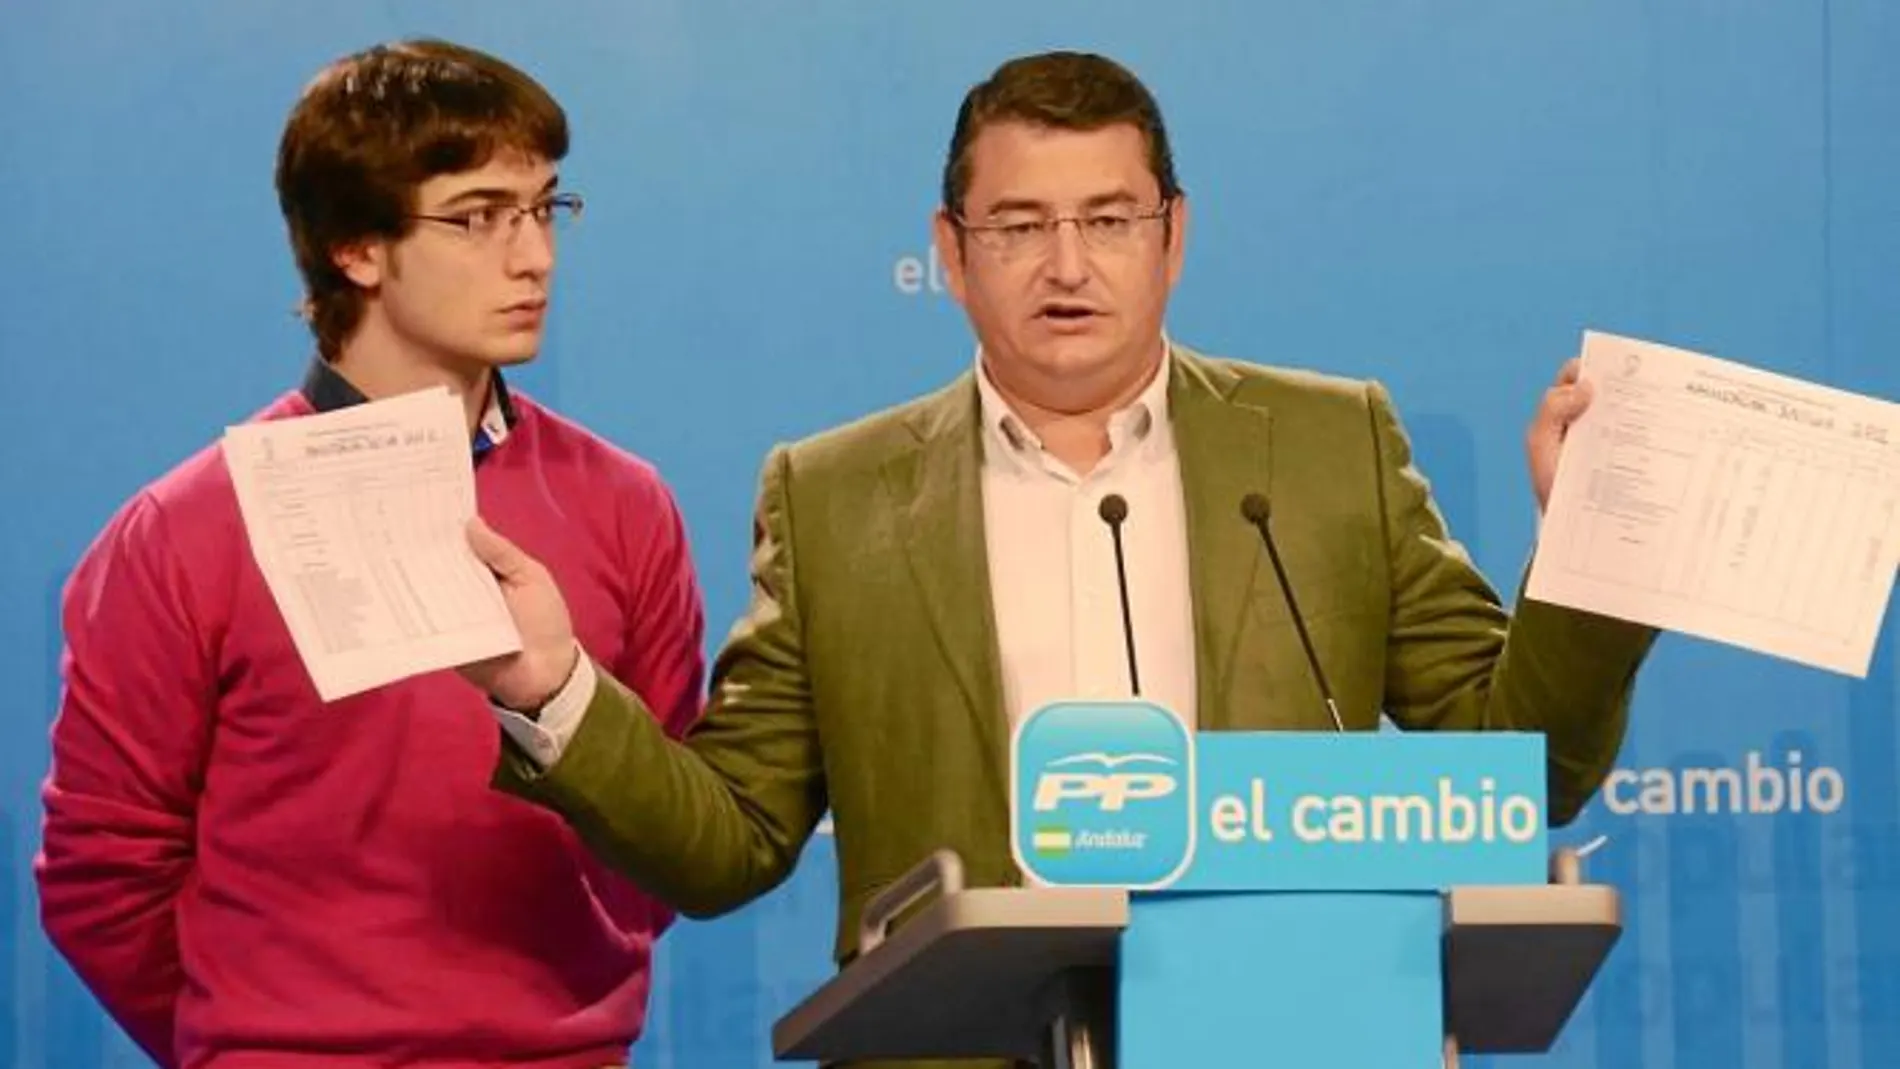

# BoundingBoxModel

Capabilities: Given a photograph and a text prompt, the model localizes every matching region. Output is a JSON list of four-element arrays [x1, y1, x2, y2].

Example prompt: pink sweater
[[38, 386, 705, 1068]]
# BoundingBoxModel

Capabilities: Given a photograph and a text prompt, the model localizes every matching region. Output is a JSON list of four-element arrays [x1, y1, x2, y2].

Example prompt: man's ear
[[931, 208, 970, 306], [332, 239, 387, 290]]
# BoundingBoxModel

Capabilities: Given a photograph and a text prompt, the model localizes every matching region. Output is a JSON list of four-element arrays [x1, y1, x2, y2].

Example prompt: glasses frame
[[952, 197, 1173, 257], [410, 191, 586, 243]]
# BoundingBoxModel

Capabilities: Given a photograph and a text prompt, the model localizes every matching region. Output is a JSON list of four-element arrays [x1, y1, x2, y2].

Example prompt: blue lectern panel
[[1121, 893, 1443, 1069]]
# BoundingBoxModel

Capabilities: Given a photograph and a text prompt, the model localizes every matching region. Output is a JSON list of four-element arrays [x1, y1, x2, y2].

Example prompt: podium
[[772, 725, 1621, 1067], [772, 845, 1618, 1067]]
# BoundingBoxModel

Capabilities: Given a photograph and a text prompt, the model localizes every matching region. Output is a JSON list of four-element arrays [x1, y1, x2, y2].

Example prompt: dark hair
[[942, 50, 1181, 215], [275, 39, 568, 358]]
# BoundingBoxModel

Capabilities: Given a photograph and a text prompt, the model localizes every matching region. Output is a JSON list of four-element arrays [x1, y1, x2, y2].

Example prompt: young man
[[36, 40, 704, 1069], [463, 51, 1657, 1069]]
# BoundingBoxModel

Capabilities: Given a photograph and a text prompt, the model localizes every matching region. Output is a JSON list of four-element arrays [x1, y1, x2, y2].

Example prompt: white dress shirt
[[498, 346, 1201, 765], [975, 352, 1198, 728]]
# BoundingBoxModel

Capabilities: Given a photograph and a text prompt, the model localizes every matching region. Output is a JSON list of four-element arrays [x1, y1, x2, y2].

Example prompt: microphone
[[1096, 493, 1142, 697], [1239, 492, 1346, 732]]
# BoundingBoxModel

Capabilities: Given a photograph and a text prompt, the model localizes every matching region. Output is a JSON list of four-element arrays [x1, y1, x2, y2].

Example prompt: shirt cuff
[[491, 647, 598, 770]]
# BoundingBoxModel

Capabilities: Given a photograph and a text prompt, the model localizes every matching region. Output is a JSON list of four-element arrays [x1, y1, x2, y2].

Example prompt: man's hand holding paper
[[221, 386, 522, 700], [1529, 330, 1900, 677]]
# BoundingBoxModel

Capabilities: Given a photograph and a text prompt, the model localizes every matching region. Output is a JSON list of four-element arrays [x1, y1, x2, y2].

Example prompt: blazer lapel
[[1169, 351, 1276, 732], [884, 375, 1011, 802], [875, 353, 1275, 790]]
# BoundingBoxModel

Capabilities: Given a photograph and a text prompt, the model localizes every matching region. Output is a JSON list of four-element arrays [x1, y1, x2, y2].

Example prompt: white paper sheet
[[220, 386, 521, 700], [1527, 331, 1900, 677]]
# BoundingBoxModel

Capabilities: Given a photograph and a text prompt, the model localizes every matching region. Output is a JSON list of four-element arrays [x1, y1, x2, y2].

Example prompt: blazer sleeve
[[1368, 381, 1656, 824], [493, 445, 829, 917]]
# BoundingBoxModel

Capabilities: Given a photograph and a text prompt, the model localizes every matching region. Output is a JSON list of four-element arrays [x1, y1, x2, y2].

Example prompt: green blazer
[[496, 347, 1653, 1068]]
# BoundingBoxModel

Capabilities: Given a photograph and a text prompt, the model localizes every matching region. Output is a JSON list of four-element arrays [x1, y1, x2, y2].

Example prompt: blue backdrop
[[2, 3, 1897, 1067]]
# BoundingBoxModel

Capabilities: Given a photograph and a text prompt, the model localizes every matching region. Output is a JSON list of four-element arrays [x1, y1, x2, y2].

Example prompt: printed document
[[1528, 331, 1900, 677], [221, 387, 520, 700]]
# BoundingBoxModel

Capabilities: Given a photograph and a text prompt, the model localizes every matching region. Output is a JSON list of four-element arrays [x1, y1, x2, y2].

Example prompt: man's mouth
[[1038, 302, 1099, 321]]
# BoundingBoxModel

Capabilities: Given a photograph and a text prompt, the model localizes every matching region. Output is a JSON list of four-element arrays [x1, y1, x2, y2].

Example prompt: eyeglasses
[[954, 199, 1171, 258], [411, 192, 585, 244]]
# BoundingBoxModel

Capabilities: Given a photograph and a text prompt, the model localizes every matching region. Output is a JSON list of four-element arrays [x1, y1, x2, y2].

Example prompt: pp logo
[[1010, 699, 1196, 889]]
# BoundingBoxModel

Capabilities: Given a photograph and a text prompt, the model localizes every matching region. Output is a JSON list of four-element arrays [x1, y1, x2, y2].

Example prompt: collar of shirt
[[973, 337, 1175, 480], [299, 356, 517, 460]]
